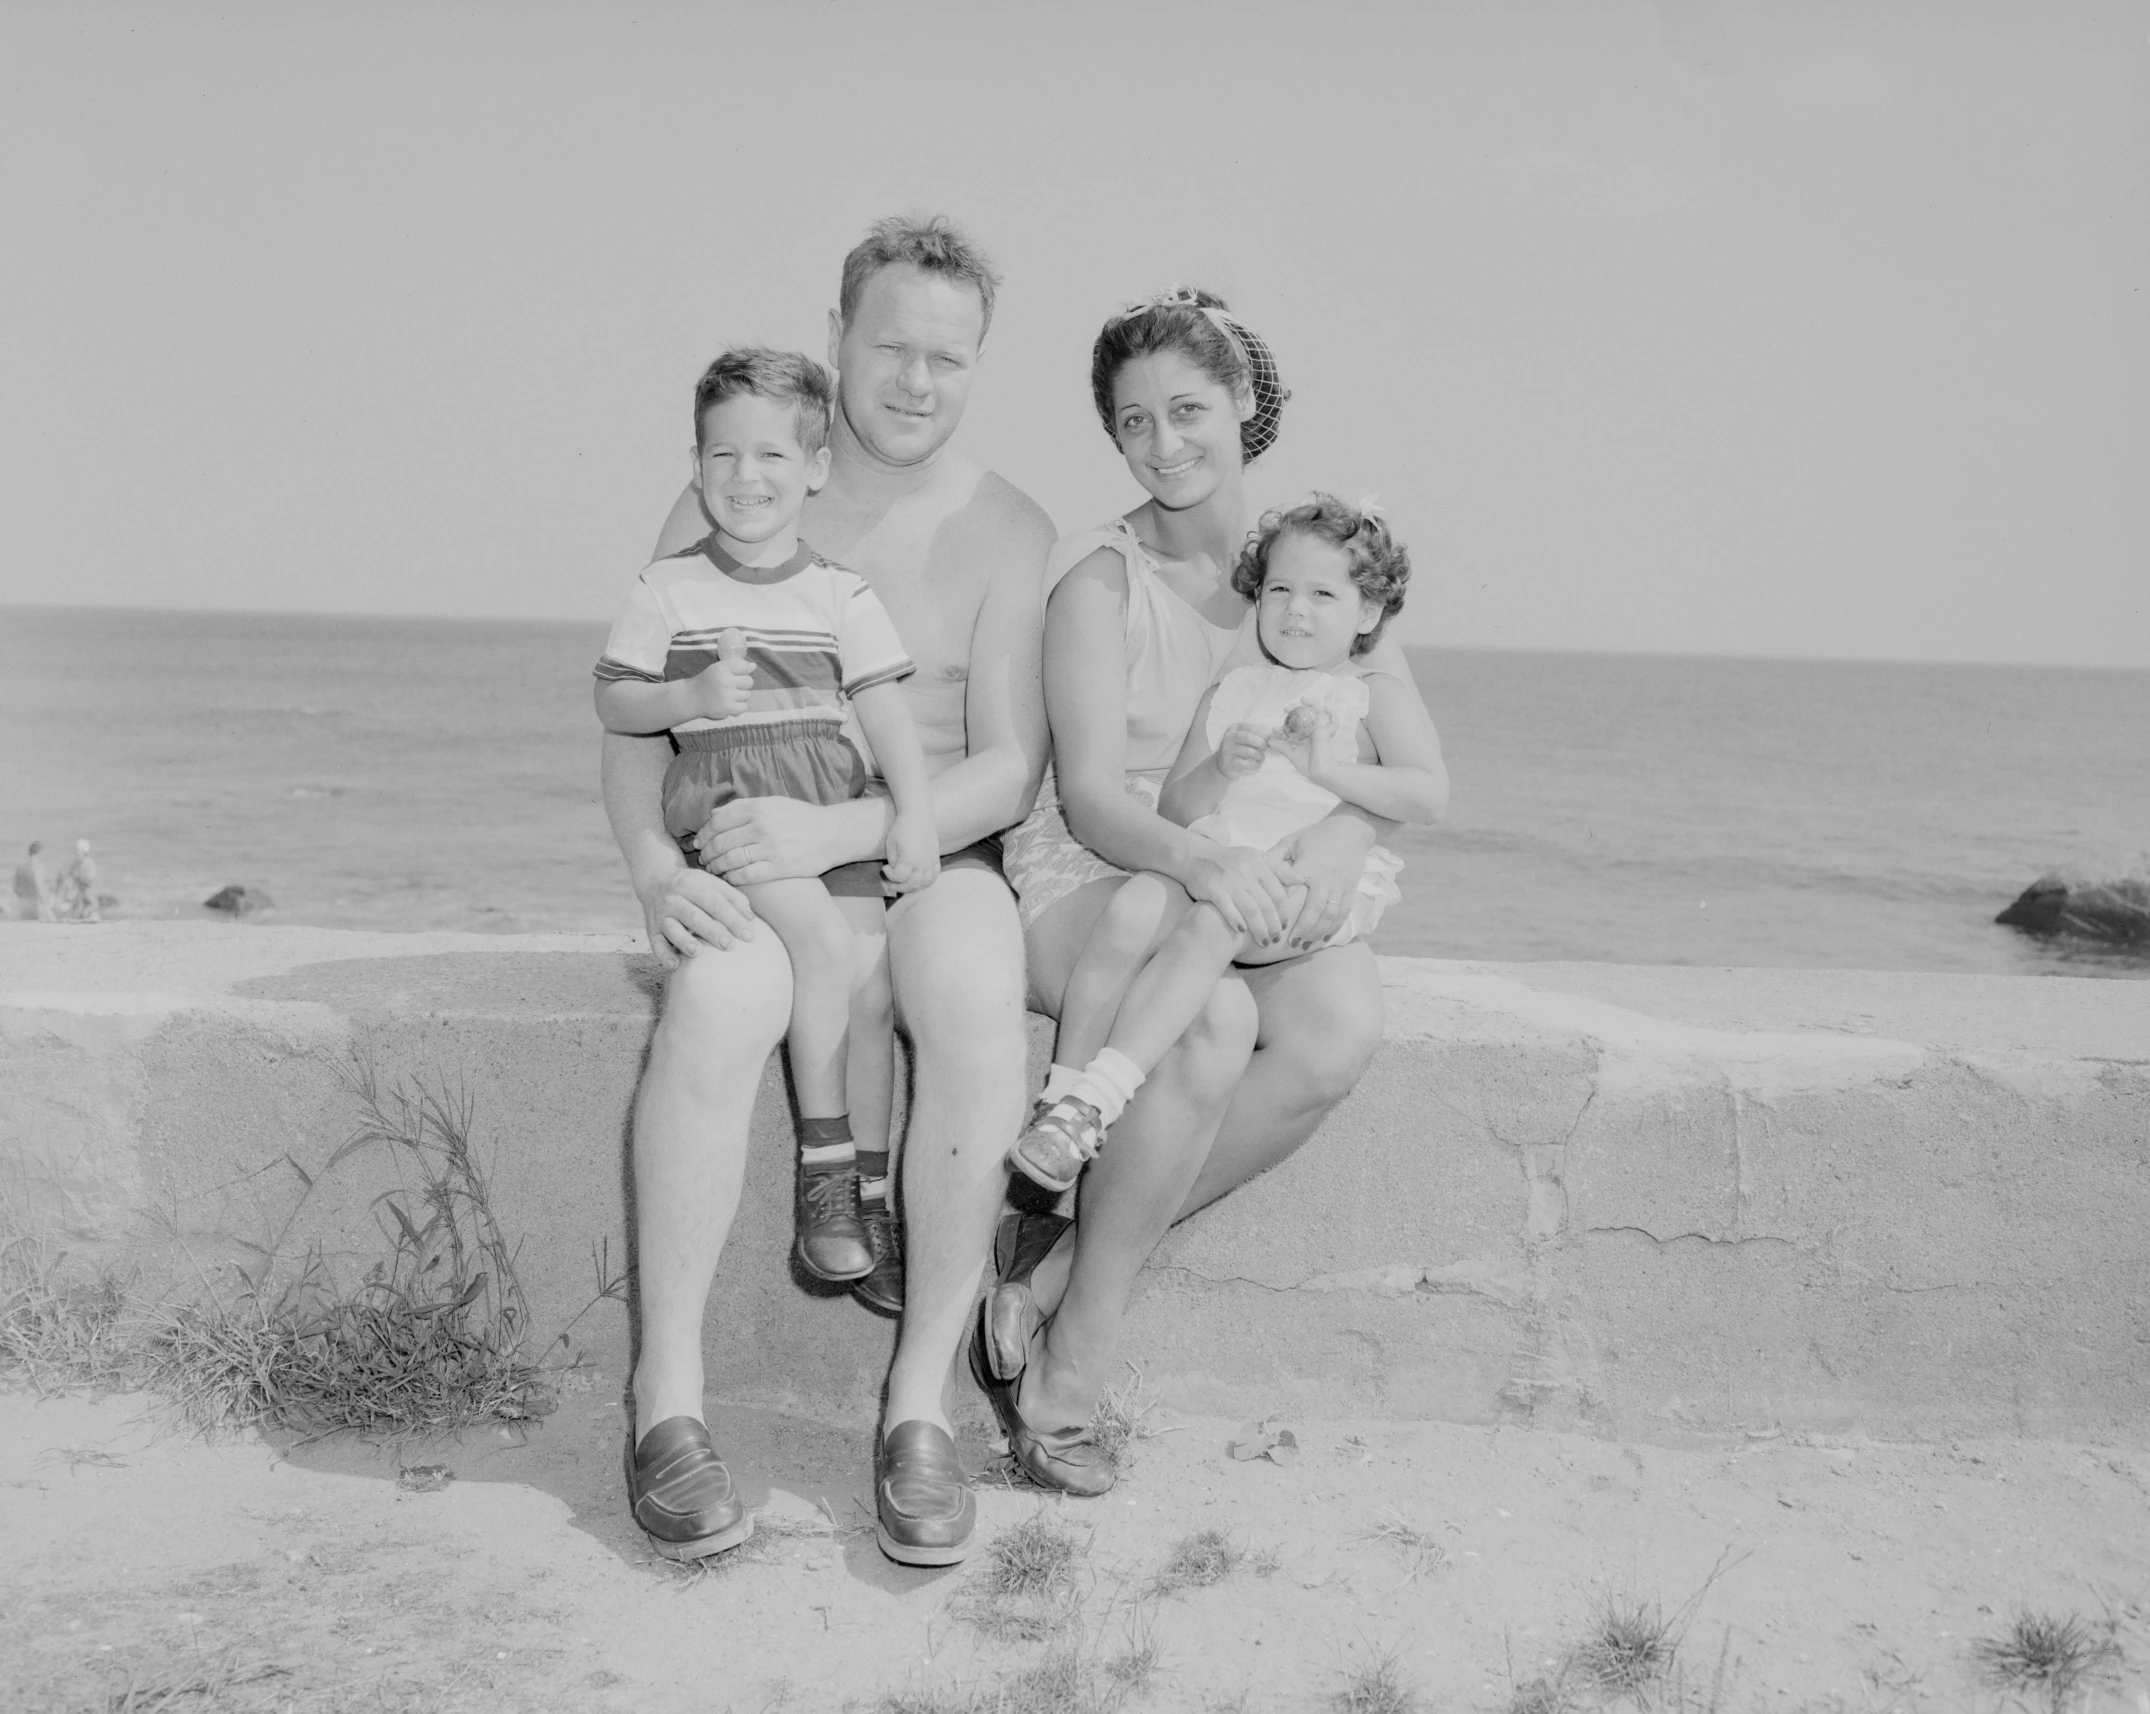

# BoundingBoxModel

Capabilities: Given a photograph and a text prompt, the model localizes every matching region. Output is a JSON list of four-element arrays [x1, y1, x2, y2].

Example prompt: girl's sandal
[[968, 1306, 1116, 1498], [983, 1209, 1072, 1383]]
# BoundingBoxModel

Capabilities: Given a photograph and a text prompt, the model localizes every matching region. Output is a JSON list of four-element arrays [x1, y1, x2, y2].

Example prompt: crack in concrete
[[1582, 1224, 1798, 1251]]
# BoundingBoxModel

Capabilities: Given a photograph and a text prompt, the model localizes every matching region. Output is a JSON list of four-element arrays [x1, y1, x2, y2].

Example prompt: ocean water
[[4, 607, 2145, 977]]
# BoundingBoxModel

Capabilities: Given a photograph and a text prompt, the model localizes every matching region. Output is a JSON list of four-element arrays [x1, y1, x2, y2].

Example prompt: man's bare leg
[[881, 866, 1030, 1431], [629, 930, 793, 1432]]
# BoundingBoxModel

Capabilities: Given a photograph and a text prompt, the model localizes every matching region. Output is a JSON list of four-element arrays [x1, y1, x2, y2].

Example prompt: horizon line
[[3, 599, 2144, 677]]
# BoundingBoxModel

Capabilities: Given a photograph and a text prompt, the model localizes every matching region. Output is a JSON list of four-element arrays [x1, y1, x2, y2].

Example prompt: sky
[[3, 0, 2145, 665]]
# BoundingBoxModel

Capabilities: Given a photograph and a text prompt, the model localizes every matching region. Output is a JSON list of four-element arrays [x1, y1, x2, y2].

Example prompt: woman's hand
[[639, 861, 758, 968], [1272, 815, 1375, 951], [1217, 722, 1270, 780], [1185, 841, 1295, 947]]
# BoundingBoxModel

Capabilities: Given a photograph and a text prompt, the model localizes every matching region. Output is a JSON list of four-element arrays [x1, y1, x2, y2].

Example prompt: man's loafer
[[852, 1193, 904, 1316], [625, 1415, 753, 1561], [874, 1420, 975, 1566]]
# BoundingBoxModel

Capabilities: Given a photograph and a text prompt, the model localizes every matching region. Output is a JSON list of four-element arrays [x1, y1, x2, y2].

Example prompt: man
[[603, 215, 1052, 1566]]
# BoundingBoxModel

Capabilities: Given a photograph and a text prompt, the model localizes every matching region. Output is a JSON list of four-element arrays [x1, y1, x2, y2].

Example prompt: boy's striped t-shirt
[[593, 535, 912, 735]]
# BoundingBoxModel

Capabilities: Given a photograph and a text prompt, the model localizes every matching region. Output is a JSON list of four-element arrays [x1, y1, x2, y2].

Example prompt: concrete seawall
[[3, 923, 2145, 1444]]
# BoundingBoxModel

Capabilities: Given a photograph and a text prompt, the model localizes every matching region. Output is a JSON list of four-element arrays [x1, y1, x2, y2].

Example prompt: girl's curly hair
[[1231, 494, 1411, 657]]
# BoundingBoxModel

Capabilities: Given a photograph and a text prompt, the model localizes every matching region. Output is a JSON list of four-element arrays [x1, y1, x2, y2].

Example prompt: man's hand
[[881, 809, 940, 894], [686, 630, 755, 721], [1273, 814, 1375, 951], [1217, 722, 1270, 780], [639, 862, 758, 968], [695, 795, 854, 888]]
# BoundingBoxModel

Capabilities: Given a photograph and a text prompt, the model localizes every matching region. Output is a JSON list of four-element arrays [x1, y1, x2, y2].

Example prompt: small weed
[[956, 1509, 1089, 1644], [982, 1507, 1085, 1598], [1150, 1527, 1244, 1597], [1103, 1604, 1160, 1692], [1090, 1363, 1162, 1468], [1330, 1644, 1420, 1714], [0, 1194, 141, 1393], [1358, 1508, 1447, 1584], [1971, 1608, 2121, 1712], [873, 1631, 1148, 1714], [106, 1649, 291, 1712], [1568, 1588, 1677, 1699]]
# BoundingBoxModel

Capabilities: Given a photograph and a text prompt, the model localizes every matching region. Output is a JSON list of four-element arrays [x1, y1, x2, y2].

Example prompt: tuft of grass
[[106, 1649, 291, 1712], [1971, 1609, 2121, 1712], [1357, 1508, 1448, 1584], [2, 1062, 578, 1442], [1089, 1363, 1162, 1468], [1330, 1644, 1421, 1714], [982, 1507, 1086, 1598], [1567, 1588, 1677, 1699], [1149, 1527, 1244, 1597], [956, 1509, 1090, 1644], [872, 1630, 1152, 1714], [0, 1195, 142, 1394], [1504, 1676, 1569, 1714]]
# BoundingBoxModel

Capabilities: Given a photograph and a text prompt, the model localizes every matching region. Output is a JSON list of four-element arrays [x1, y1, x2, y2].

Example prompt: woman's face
[[1108, 350, 1252, 511]]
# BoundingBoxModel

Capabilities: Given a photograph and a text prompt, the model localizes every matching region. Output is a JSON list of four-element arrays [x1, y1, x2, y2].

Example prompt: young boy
[[595, 348, 936, 1297]]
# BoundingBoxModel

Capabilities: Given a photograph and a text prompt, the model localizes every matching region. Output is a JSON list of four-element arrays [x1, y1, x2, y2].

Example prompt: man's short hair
[[838, 214, 1002, 340], [693, 348, 834, 455]]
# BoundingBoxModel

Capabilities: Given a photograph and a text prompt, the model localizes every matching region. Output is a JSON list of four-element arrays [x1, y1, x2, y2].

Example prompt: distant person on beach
[[595, 348, 940, 1329], [13, 842, 56, 922], [977, 290, 1444, 1496], [601, 216, 1052, 1566], [53, 839, 102, 923], [1007, 494, 1446, 1195]]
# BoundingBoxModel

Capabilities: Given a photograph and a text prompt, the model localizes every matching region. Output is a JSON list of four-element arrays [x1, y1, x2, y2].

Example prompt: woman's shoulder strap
[[1043, 518, 1148, 601]]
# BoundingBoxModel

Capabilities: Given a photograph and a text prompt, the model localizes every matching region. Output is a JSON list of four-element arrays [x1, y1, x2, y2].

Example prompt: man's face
[[828, 264, 986, 467]]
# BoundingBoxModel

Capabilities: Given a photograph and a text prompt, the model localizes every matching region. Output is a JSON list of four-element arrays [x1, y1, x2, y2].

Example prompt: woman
[[981, 289, 1446, 1491]]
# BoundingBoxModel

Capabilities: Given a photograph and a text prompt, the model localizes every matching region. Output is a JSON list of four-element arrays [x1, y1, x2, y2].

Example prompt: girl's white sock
[[1067, 1048, 1145, 1129], [1041, 1063, 1082, 1105]]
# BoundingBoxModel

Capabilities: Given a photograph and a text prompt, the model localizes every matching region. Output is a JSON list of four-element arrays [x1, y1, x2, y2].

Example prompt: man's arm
[[925, 482, 1052, 849], [652, 481, 708, 560]]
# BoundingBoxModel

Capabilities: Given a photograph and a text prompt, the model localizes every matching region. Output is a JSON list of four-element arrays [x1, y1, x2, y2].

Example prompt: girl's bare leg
[[1052, 873, 1178, 1071]]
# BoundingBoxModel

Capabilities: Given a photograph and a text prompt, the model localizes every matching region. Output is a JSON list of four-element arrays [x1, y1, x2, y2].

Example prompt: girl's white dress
[[1189, 662, 1404, 948]]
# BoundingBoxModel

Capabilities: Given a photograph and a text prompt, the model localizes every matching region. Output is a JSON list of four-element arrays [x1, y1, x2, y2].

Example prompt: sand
[[6, 1373, 2149, 1713]]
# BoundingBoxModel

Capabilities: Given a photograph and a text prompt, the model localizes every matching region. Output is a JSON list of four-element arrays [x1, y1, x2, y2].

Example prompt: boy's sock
[[799, 1115, 855, 1169], [1065, 1048, 1145, 1130], [855, 1148, 891, 1205], [1041, 1063, 1082, 1106]]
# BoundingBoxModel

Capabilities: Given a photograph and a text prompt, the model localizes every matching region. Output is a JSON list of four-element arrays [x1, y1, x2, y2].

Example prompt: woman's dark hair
[[1089, 287, 1289, 464], [1231, 493, 1411, 657]]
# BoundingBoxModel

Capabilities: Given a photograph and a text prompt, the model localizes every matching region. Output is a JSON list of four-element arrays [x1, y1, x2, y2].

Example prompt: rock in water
[[1996, 872, 2150, 945], [203, 884, 273, 917]]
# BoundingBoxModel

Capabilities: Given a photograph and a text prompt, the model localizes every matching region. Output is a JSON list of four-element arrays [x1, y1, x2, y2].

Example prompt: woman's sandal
[[982, 1209, 1072, 1382], [968, 1304, 1116, 1498]]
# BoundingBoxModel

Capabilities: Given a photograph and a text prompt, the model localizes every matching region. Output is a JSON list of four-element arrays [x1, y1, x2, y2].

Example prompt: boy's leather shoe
[[874, 1421, 975, 1566], [795, 1159, 873, 1282], [852, 1193, 904, 1315], [625, 1415, 752, 1560]]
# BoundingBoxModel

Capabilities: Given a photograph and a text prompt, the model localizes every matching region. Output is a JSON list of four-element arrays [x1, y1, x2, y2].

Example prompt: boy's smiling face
[[693, 392, 830, 552]]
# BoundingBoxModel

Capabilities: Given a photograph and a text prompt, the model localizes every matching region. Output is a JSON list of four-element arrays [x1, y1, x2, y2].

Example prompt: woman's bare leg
[[1016, 881, 1259, 1433], [1019, 938, 1384, 1326], [1178, 939, 1385, 1219]]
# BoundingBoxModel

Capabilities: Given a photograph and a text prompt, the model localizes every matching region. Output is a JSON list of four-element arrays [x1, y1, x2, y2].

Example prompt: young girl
[[1009, 494, 1446, 1192]]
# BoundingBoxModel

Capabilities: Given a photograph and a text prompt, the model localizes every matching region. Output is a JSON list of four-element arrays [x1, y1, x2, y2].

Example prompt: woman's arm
[[1048, 554, 1291, 941], [1302, 672, 1449, 825]]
